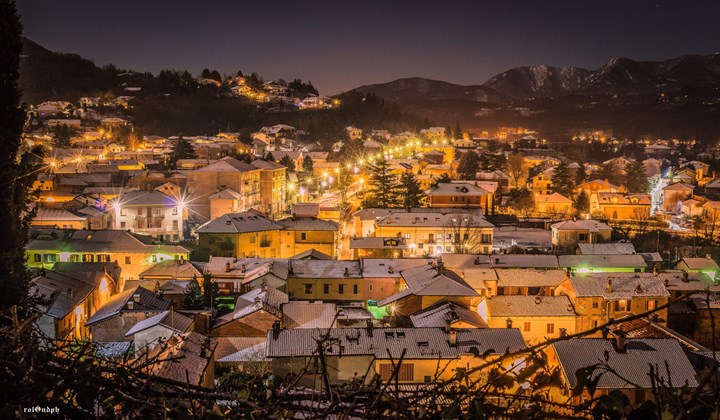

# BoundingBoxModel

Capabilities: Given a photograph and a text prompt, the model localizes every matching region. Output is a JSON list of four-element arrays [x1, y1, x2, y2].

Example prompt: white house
[[112, 190, 186, 241]]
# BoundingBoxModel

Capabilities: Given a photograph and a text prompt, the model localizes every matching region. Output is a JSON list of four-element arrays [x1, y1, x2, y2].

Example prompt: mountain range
[[17, 37, 720, 138], [350, 54, 720, 102]]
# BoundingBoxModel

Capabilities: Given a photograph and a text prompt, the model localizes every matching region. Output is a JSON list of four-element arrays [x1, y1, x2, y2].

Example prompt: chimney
[[241, 264, 246, 273], [366, 319, 374, 337], [682, 272, 689, 283], [67, 288, 73, 299], [448, 330, 457, 347], [707, 254, 712, 260], [133, 293, 141, 303], [559, 328, 567, 338], [344, 267, 350, 277], [664, 278, 670, 287], [127, 300, 135, 310], [474, 256, 480, 265], [652, 264, 658, 277], [387, 266, 394, 274], [179, 256, 185, 265], [606, 279, 613, 294], [157, 290, 164, 299], [494, 257, 500, 265], [506, 318, 513, 329], [272, 320, 281, 340], [611, 330, 627, 353], [155, 280, 160, 292], [436, 259, 444, 275], [225, 261, 231, 272], [534, 295, 542, 305]]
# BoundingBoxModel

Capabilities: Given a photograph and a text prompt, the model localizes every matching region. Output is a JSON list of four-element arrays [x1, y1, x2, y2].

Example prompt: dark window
[[546, 323, 555, 334], [125, 256, 131, 264], [323, 284, 329, 294], [33, 254, 41, 262], [634, 390, 644, 404], [579, 233, 589, 242], [304, 284, 313, 294], [353, 284, 358, 294], [592, 301, 599, 309], [301, 232, 307, 240], [338, 284, 344, 294]]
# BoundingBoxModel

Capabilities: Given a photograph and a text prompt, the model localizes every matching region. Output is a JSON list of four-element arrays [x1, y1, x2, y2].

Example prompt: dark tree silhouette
[[0, 0, 37, 311]]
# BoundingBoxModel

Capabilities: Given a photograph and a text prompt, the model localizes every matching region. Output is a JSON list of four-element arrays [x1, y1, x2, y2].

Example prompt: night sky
[[17, 0, 720, 95]]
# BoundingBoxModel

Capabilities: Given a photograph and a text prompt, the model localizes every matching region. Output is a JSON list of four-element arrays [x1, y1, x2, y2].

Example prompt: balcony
[[260, 239, 272, 248]]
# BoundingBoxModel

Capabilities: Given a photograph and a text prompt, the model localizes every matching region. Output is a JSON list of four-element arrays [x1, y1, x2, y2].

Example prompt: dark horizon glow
[[17, 0, 720, 95]]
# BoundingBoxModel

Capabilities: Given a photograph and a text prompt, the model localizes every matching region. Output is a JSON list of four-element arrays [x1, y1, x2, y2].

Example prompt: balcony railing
[[260, 239, 272, 247]]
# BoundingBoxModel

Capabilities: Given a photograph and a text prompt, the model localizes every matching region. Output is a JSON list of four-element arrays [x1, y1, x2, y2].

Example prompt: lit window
[[615, 300, 628, 312]]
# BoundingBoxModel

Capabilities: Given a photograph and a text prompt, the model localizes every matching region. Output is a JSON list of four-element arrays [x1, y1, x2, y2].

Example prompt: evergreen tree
[[236, 153, 253, 163], [53, 124, 72, 148], [279, 155, 295, 172], [444, 125, 453, 140], [168, 136, 196, 169], [595, 161, 623, 186], [457, 151, 479, 180], [479, 152, 506, 171], [200, 68, 211, 79], [574, 190, 591, 215], [454, 122, 462, 139], [400, 172, 424, 208], [247, 72, 263, 89], [625, 160, 649, 193], [302, 156, 314, 173], [0, 0, 37, 311], [363, 155, 399, 208], [201, 274, 219, 309], [510, 188, 535, 218], [265, 152, 275, 162], [550, 161, 575, 196], [430, 173, 452, 190], [209, 70, 222, 82], [182, 275, 203, 309], [575, 163, 587, 185]]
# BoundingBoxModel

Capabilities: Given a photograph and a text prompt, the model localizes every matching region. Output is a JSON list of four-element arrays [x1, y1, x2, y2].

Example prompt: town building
[[550, 219, 613, 251], [26, 229, 190, 283], [112, 190, 186, 241]]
